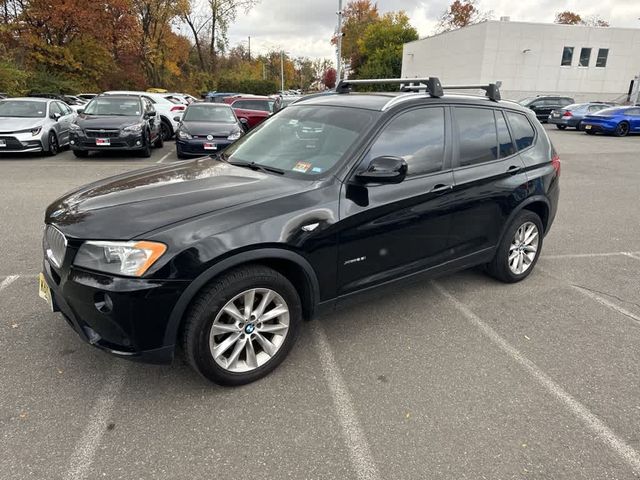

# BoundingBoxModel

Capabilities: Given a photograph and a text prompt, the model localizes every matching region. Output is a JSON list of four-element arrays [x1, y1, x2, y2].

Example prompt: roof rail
[[335, 78, 502, 101]]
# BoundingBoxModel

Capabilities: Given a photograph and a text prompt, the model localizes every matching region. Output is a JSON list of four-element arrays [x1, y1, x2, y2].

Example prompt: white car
[[102, 91, 185, 139]]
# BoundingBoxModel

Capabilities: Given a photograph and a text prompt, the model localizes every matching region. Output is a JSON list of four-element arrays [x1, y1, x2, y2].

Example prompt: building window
[[579, 48, 592, 67], [561, 47, 574, 66], [596, 48, 609, 67]]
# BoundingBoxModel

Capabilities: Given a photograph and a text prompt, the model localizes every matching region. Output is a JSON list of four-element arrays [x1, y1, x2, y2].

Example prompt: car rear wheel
[[614, 122, 630, 137], [183, 265, 301, 386], [575, 121, 583, 131], [73, 150, 89, 158], [555, 124, 566, 130], [486, 210, 543, 283], [46, 132, 58, 156], [139, 131, 152, 158], [160, 120, 172, 141], [153, 130, 164, 148]]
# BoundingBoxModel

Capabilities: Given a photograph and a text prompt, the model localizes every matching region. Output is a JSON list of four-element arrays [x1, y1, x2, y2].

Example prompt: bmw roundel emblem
[[206, 135, 213, 140]]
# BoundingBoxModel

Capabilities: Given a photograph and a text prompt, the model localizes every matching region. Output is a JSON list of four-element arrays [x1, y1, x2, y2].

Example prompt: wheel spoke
[[257, 322, 288, 335], [245, 339, 258, 368], [523, 245, 537, 253], [255, 333, 277, 356], [258, 305, 288, 323], [211, 322, 240, 335], [212, 332, 241, 359], [253, 290, 274, 319], [226, 337, 247, 370], [516, 252, 524, 273], [509, 251, 519, 262], [524, 228, 538, 245], [223, 303, 244, 322], [243, 289, 256, 319]]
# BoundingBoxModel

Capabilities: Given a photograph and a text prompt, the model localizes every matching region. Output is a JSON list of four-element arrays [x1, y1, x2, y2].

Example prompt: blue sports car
[[582, 106, 640, 137]]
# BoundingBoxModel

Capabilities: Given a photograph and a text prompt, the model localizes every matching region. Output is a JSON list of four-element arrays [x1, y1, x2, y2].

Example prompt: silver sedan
[[0, 98, 76, 155]]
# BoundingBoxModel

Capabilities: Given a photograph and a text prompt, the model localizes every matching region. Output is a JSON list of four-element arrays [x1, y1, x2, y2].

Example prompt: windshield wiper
[[227, 160, 285, 175]]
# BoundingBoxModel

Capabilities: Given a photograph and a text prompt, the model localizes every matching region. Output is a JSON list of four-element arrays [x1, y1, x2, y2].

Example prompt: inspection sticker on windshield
[[293, 162, 312, 173], [312, 167, 323, 173]]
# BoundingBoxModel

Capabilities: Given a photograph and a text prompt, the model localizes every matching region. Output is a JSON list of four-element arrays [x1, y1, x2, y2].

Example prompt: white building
[[401, 20, 640, 102]]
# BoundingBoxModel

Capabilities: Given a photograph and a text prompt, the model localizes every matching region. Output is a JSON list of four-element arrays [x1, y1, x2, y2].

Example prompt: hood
[[46, 158, 305, 239], [181, 121, 239, 137], [0, 117, 45, 133], [75, 114, 142, 129]]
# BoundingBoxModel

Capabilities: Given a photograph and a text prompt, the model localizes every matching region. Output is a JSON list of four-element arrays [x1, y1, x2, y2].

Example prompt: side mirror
[[51, 112, 61, 121], [147, 111, 156, 117], [355, 156, 408, 184], [173, 115, 181, 122], [240, 118, 249, 131]]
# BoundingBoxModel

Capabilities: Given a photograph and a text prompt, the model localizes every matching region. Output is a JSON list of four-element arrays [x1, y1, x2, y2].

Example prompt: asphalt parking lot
[[1, 127, 639, 480]]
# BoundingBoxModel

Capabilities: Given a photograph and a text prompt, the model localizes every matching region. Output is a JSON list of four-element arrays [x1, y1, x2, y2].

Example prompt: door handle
[[507, 165, 522, 175], [430, 184, 453, 193]]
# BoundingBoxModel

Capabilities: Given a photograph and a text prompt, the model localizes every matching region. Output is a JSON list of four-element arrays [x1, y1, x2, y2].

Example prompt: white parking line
[[571, 286, 640, 327], [64, 362, 128, 480], [432, 281, 640, 476], [0, 275, 19, 292], [622, 252, 640, 262], [156, 149, 175, 164], [542, 252, 640, 260], [310, 322, 381, 480]]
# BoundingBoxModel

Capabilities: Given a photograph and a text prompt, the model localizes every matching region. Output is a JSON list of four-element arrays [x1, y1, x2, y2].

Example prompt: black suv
[[70, 95, 163, 157], [518, 95, 575, 122], [40, 78, 560, 385]]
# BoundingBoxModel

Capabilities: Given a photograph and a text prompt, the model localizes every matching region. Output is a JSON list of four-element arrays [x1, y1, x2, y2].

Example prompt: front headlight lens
[[74, 240, 167, 277], [69, 123, 81, 132], [227, 131, 242, 141], [177, 130, 192, 140], [31, 126, 42, 136], [123, 123, 144, 133]]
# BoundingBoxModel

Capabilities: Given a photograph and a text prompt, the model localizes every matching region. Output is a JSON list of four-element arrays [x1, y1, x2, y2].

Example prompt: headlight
[[69, 123, 81, 131], [123, 123, 144, 133], [31, 126, 42, 136], [227, 131, 242, 141], [74, 240, 167, 277], [177, 130, 192, 140]]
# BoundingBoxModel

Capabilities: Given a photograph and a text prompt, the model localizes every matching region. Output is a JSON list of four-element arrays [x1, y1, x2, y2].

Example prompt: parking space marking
[[622, 252, 640, 262], [432, 281, 640, 476], [156, 149, 175, 164], [571, 285, 640, 327], [0, 275, 19, 292], [310, 322, 381, 480], [64, 362, 128, 480], [542, 252, 640, 260]]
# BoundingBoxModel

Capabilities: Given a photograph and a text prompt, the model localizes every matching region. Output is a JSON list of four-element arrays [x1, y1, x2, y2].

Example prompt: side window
[[627, 108, 640, 116], [143, 98, 153, 113], [143, 95, 156, 104], [506, 112, 535, 151], [579, 48, 592, 67], [596, 48, 609, 68], [588, 104, 604, 112], [559, 98, 572, 106], [561, 46, 574, 66], [367, 107, 445, 177], [455, 107, 498, 167], [233, 100, 248, 110], [495, 111, 515, 158], [49, 102, 62, 116]]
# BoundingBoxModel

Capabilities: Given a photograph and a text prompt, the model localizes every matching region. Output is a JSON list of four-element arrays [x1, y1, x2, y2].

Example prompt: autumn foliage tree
[[555, 11, 609, 27], [436, 0, 492, 33], [340, 0, 379, 75], [322, 67, 337, 89]]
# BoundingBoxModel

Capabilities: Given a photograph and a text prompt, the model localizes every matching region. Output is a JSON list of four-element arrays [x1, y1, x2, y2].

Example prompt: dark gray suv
[[518, 96, 575, 122]]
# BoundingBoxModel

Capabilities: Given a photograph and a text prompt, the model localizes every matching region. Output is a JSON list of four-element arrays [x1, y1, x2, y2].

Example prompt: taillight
[[562, 111, 572, 117], [551, 154, 561, 176], [170, 105, 185, 112]]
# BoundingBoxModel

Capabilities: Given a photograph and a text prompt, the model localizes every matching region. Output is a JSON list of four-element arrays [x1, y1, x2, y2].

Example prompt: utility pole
[[248, 36, 251, 60], [336, 0, 343, 83], [281, 50, 285, 93]]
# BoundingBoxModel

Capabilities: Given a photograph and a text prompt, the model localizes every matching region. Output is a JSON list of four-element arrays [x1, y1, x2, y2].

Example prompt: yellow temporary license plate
[[585, 125, 592, 130], [38, 272, 53, 311]]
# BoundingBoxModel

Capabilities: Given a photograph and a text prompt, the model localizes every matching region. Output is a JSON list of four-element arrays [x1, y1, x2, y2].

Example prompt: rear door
[[53, 102, 73, 145], [337, 106, 456, 295], [447, 106, 528, 258]]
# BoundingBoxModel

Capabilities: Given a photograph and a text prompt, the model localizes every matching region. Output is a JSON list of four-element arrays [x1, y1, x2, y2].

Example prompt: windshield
[[0, 100, 47, 118], [224, 106, 376, 176], [594, 107, 621, 116], [517, 96, 536, 105], [564, 103, 586, 110], [84, 98, 142, 116], [183, 105, 236, 123]]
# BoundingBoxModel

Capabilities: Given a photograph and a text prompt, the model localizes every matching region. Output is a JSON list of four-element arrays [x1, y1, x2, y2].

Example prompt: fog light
[[136, 140, 141, 146], [94, 292, 113, 314], [70, 140, 75, 145]]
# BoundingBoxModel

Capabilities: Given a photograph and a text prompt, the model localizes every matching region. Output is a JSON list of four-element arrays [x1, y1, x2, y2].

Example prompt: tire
[[160, 120, 173, 140], [73, 150, 89, 158], [153, 130, 164, 148], [486, 210, 543, 284], [585, 129, 596, 135], [614, 121, 630, 137], [575, 121, 583, 131], [182, 265, 302, 386], [139, 130, 152, 158], [46, 131, 58, 156], [176, 146, 187, 160], [555, 124, 567, 130]]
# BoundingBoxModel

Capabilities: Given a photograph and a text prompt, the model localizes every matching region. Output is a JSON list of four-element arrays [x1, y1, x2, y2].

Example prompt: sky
[[225, 0, 640, 60]]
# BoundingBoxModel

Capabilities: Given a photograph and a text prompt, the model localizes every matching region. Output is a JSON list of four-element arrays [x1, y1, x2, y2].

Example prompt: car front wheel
[[556, 124, 566, 130], [486, 210, 543, 283], [614, 122, 630, 137], [183, 265, 301, 386], [46, 131, 58, 156]]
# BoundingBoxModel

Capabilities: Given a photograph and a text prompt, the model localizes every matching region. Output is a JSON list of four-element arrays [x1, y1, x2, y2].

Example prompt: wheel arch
[[497, 196, 550, 246], [163, 248, 321, 348], [159, 115, 174, 137]]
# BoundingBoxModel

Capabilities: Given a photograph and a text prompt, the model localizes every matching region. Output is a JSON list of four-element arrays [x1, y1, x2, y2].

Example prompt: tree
[[436, 0, 491, 33], [555, 11, 609, 27], [323, 67, 337, 89], [340, 0, 379, 76], [357, 11, 418, 84]]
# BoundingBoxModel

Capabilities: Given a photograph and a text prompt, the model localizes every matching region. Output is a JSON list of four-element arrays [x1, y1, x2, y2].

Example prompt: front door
[[337, 106, 456, 295]]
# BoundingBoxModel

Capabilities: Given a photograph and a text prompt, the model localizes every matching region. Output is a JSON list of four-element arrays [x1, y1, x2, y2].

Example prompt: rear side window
[[506, 112, 535, 151], [454, 107, 498, 166], [495, 111, 515, 158], [367, 107, 445, 177]]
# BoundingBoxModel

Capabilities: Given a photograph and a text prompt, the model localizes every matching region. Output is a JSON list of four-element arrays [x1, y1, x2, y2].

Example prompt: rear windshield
[[84, 98, 142, 116], [0, 100, 47, 118], [564, 103, 586, 110], [183, 105, 236, 123]]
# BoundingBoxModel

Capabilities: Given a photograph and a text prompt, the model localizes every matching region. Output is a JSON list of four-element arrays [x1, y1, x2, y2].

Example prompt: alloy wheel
[[161, 122, 171, 140], [49, 133, 58, 155], [209, 288, 290, 373], [616, 123, 629, 137], [508, 221, 539, 275]]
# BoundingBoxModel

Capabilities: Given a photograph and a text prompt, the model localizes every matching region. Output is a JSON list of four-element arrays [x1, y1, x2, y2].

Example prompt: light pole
[[281, 50, 285, 93], [336, 0, 343, 83]]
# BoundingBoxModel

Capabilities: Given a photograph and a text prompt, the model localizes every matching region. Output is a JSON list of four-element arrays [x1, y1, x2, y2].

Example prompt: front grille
[[44, 225, 67, 268], [0, 136, 24, 149], [192, 135, 228, 139], [85, 129, 120, 138]]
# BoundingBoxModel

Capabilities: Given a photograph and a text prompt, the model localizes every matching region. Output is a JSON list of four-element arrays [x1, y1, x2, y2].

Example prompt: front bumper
[[0, 132, 44, 153], [548, 116, 579, 127], [42, 257, 189, 364], [582, 122, 615, 133], [176, 138, 233, 156], [70, 132, 145, 151]]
